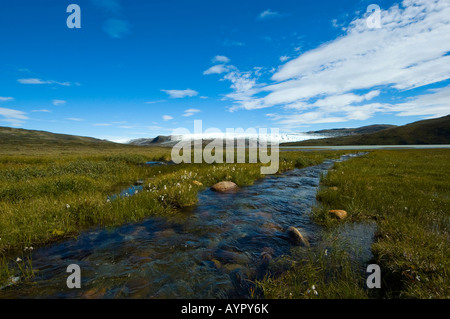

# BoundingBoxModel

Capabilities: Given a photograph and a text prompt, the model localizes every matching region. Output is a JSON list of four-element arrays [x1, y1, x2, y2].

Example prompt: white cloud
[[65, 118, 84, 121], [213, 55, 230, 63], [0, 107, 28, 126], [288, 90, 381, 110], [162, 115, 173, 121], [388, 85, 450, 118], [52, 99, 66, 106], [258, 9, 282, 20], [279, 56, 290, 62], [161, 89, 198, 98], [221, 67, 265, 112], [145, 100, 166, 104], [31, 109, 51, 113], [217, 0, 450, 127], [0, 97, 14, 102], [204, 56, 232, 75], [203, 64, 229, 75], [18, 78, 72, 86], [223, 39, 245, 47], [182, 109, 201, 117], [18, 78, 49, 85]]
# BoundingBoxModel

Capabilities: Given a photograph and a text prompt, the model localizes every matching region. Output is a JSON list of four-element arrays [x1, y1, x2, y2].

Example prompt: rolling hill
[[307, 124, 397, 136], [0, 126, 118, 147], [282, 115, 450, 146]]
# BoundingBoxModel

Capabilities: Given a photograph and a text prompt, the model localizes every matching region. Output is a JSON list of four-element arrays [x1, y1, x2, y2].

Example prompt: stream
[[0, 153, 375, 299]]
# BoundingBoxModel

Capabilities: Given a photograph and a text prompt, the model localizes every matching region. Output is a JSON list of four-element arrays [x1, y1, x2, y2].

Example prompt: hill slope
[[0, 126, 118, 147], [307, 124, 397, 136], [282, 115, 450, 146]]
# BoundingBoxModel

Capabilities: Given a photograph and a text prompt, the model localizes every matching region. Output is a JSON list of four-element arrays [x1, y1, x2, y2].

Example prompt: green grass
[[257, 149, 450, 299], [0, 144, 346, 288]]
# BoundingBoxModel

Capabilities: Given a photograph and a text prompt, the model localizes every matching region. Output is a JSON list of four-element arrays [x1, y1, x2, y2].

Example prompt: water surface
[[1, 154, 372, 299]]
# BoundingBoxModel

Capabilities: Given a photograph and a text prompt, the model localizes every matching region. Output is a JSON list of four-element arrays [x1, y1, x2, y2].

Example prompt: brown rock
[[260, 252, 272, 263], [329, 209, 348, 219], [211, 181, 238, 193], [260, 247, 274, 263], [82, 287, 107, 299], [286, 226, 310, 247]]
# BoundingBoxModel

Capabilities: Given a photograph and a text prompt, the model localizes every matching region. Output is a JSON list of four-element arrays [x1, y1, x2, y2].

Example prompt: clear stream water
[[0, 153, 375, 299]]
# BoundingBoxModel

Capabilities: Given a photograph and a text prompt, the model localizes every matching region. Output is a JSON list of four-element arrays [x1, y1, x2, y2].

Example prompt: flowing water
[[1, 153, 373, 299]]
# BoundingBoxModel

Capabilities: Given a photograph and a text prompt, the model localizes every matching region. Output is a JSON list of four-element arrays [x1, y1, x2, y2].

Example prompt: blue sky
[[1, 0, 449, 142]]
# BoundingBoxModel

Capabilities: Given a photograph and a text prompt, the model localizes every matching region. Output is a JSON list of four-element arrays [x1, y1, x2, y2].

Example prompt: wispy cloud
[[162, 115, 173, 121], [0, 97, 14, 102], [52, 99, 66, 106], [0, 107, 28, 126], [223, 39, 245, 47], [213, 55, 230, 63], [91, 0, 131, 39], [182, 109, 201, 117], [65, 118, 84, 121], [103, 18, 130, 39], [161, 89, 198, 99], [257, 9, 285, 20], [204, 55, 232, 75], [31, 109, 51, 113], [145, 100, 167, 104], [18, 78, 73, 86], [216, 0, 450, 127], [388, 85, 450, 118], [90, 0, 122, 14], [203, 64, 230, 75]]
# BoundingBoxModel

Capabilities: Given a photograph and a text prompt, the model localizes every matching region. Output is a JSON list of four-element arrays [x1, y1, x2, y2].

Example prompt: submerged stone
[[286, 226, 310, 247]]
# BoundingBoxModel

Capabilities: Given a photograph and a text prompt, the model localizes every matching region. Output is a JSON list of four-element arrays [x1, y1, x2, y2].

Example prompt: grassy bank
[[0, 146, 345, 288], [257, 149, 450, 299]]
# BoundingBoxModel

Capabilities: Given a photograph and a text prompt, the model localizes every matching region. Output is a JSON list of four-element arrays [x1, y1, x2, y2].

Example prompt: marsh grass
[[257, 242, 369, 299], [0, 145, 345, 288], [258, 149, 450, 299]]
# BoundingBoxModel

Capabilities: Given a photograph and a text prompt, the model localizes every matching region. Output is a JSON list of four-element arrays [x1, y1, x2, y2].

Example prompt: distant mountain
[[128, 132, 326, 146], [307, 124, 397, 136], [0, 126, 118, 147], [282, 115, 450, 146], [129, 136, 175, 146]]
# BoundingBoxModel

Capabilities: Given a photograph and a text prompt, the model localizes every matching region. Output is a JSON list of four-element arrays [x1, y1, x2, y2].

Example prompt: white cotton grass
[[307, 284, 319, 296]]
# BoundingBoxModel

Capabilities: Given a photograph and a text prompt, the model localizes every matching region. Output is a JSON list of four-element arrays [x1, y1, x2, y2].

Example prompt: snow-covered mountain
[[129, 132, 326, 146]]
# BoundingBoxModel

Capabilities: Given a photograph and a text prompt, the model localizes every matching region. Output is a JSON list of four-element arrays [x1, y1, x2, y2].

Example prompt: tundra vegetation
[[0, 143, 343, 288], [257, 149, 449, 299], [0, 143, 448, 299]]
